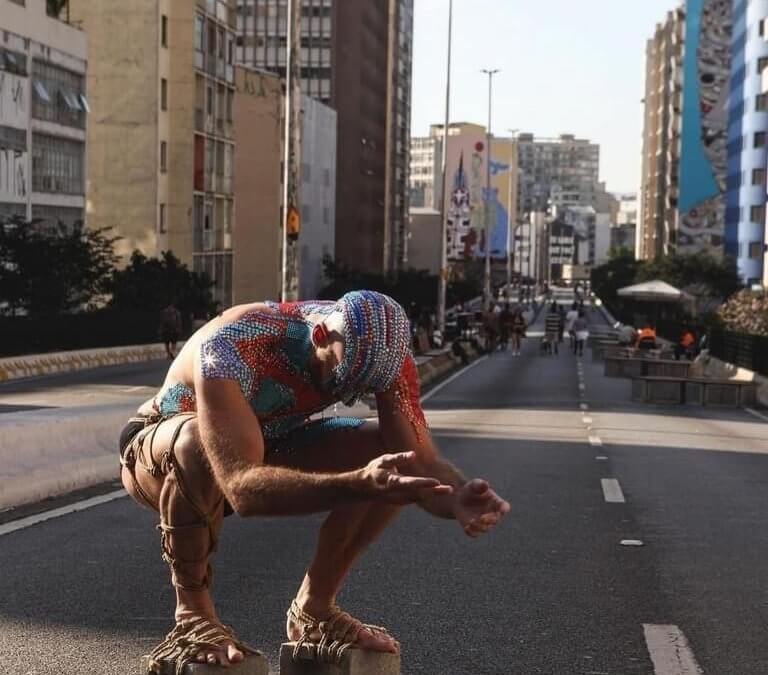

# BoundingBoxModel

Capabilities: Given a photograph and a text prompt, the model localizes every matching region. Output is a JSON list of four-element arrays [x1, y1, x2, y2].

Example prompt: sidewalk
[[0, 346, 464, 514]]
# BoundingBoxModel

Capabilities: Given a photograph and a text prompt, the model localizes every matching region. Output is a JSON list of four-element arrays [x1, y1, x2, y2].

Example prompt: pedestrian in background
[[510, 307, 527, 356], [160, 302, 183, 360], [544, 304, 561, 355], [565, 302, 579, 350], [499, 304, 512, 351], [572, 310, 589, 357]]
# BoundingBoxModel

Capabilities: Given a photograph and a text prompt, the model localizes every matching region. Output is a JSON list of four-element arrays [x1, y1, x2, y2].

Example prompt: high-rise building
[[638, 8, 685, 261], [235, 0, 413, 276], [726, 0, 768, 287], [68, 0, 238, 308], [409, 135, 442, 210], [639, 1, 732, 263], [0, 0, 88, 230], [515, 133, 600, 217]]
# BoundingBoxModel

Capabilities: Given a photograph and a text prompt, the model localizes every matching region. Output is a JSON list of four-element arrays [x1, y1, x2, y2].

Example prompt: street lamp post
[[481, 68, 499, 309], [437, 0, 453, 336], [505, 129, 518, 299]]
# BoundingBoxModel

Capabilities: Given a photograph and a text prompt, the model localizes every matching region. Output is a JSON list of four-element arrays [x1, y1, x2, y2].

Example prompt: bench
[[593, 342, 671, 363], [605, 357, 691, 379], [631, 376, 758, 407]]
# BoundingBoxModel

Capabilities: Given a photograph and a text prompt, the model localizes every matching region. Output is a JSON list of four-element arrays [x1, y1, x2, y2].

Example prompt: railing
[[709, 329, 768, 377]]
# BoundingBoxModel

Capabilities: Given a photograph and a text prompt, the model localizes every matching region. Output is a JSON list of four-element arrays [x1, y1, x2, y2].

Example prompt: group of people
[[543, 302, 590, 356], [483, 304, 528, 355]]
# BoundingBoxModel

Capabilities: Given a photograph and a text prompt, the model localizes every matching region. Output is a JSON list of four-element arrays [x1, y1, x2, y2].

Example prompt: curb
[[0, 343, 178, 382]]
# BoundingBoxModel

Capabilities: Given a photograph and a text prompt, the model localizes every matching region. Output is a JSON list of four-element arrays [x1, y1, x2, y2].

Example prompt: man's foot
[[287, 598, 399, 655], [174, 603, 247, 667]]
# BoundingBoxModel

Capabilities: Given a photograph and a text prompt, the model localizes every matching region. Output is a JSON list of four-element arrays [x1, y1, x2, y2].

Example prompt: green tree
[[637, 252, 741, 302], [0, 218, 119, 316], [590, 249, 641, 321], [109, 250, 217, 322]]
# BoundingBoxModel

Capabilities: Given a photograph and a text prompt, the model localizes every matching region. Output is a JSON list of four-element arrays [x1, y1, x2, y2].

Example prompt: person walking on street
[[572, 310, 589, 357], [510, 307, 527, 356], [565, 303, 579, 350], [499, 304, 512, 351], [160, 303, 183, 360], [544, 304, 561, 355]]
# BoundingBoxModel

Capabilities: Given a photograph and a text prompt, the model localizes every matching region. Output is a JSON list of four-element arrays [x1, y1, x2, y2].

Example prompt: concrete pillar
[[140, 654, 270, 675], [279, 643, 400, 675]]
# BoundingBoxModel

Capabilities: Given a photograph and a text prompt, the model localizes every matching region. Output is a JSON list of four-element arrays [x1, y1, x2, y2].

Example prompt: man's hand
[[360, 451, 454, 504], [453, 479, 510, 538]]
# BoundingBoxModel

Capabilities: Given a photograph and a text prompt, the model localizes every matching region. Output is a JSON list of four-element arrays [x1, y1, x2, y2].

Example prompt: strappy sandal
[[146, 616, 260, 675], [287, 599, 395, 664]]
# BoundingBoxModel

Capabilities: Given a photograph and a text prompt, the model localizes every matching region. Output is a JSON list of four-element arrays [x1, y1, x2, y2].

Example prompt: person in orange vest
[[675, 326, 696, 361], [636, 322, 658, 351]]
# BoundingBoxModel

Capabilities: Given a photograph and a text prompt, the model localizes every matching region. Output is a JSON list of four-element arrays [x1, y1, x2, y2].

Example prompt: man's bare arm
[[194, 370, 450, 516]]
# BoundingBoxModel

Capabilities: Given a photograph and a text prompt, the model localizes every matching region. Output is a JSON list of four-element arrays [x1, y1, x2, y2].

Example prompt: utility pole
[[437, 0, 453, 335], [481, 68, 499, 309], [281, 0, 301, 301]]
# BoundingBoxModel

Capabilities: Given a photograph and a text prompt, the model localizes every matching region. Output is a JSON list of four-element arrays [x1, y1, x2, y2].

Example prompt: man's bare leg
[[271, 424, 403, 653], [123, 416, 245, 667]]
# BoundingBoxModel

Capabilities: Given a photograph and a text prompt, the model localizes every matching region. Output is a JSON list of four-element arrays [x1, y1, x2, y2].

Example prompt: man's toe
[[227, 643, 244, 663]]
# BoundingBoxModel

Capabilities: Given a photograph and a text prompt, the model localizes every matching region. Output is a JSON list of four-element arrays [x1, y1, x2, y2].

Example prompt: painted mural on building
[[0, 71, 29, 205], [677, 0, 732, 255], [444, 133, 511, 262]]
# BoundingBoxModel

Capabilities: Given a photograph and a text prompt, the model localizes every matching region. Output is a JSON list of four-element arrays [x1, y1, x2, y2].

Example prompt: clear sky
[[411, 0, 679, 195]]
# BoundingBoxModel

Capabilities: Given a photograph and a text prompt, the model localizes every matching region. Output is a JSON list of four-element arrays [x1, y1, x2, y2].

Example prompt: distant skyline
[[411, 0, 679, 195]]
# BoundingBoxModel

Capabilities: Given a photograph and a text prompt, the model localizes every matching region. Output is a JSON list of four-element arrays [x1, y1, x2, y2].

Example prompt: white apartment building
[[0, 0, 88, 228]]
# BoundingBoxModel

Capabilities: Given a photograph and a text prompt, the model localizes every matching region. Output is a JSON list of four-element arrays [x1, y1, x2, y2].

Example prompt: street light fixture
[[437, 0, 453, 337], [481, 68, 500, 310]]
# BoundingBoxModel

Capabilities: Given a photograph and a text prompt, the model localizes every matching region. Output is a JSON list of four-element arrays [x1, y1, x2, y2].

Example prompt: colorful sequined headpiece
[[332, 290, 411, 404]]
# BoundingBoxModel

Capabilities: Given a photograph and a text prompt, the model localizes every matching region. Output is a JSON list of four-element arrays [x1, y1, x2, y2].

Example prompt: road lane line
[[0, 489, 127, 537], [420, 356, 489, 404], [583, 416, 593, 425], [601, 478, 625, 503], [745, 407, 768, 423], [643, 624, 704, 674], [595, 456, 608, 461], [580, 403, 589, 411], [589, 435, 603, 446]]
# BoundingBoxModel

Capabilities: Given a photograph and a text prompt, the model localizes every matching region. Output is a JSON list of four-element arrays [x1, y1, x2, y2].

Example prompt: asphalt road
[[2, 299, 768, 674]]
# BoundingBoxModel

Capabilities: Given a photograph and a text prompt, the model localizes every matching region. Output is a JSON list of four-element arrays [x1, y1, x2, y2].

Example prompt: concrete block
[[140, 653, 269, 675], [280, 643, 400, 675]]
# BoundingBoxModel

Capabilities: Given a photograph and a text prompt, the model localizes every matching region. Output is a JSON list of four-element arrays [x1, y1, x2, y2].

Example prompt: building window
[[160, 140, 167, 173], [206, 85, 214, 116], [753, 168, 766, 186], [159, 203, 166, 233], [32, 60, 87, 129], [761, 19, 766, 38], [0, 47, 27, 76], [748, 241, 763, 259], [750, 205, 765, 223], [755, 132, 767, 148], [161, 15, 168, 48], [161, 78, 168, 111], [757, 94, 768, 112], [31, 133, 85, 194], [323, 206, 330, 225], [759, 57, 768, 74]]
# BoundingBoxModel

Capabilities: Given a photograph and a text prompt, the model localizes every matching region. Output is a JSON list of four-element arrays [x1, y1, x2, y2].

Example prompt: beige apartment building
[[68, 0, 237, 307], [638, 7, 684, 261]]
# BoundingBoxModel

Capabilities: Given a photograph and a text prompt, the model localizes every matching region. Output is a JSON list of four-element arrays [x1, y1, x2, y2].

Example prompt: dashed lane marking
[[643, 624, 704, 674], [589, 435, 603, 447], [601, 478, 626, 503]]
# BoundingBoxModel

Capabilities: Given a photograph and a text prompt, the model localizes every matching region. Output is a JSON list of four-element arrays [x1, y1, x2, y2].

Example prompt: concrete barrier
[[696, 354, 768, 407], [0, 343, 176, 382]]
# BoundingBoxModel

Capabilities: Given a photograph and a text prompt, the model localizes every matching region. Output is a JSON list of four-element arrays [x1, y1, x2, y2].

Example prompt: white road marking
[[580, 403, 589, 411], [589, 435, 603, 447], [420, 356, 489, 404], [0, 490, 127, 537], [621, 539, 644, 547], [601, 478, 626, 503], [578, 383, 586, 391], [595, 456, 608, 461], [583, 416, 593, 425], [643, 624, 704, 674], [745, 407, 768, 423]]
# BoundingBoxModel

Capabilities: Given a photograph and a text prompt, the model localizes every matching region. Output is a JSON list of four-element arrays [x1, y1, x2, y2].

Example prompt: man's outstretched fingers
[[388, 474, 441, 489], [378, 451, 416, 469]]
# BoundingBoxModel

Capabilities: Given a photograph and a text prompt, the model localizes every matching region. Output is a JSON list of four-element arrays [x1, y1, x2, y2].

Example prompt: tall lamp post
[[481, 68, 500, 309], [505, 128, 518, 299], [437, 0, 453, 336]]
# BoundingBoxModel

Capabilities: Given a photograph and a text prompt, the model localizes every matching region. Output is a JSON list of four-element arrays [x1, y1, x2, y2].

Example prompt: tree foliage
[[109, 250, 217, 321], [0, 218, 118, 316]]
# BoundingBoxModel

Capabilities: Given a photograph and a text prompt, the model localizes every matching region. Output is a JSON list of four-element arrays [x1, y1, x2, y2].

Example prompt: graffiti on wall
[[678, 0, 732, 254]]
